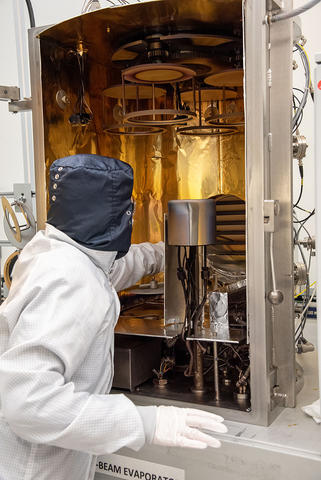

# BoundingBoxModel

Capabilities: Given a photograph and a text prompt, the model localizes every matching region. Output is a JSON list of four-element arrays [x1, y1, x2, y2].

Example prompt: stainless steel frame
[[28, 0, 295, 426], [28, 26, 48, 230]]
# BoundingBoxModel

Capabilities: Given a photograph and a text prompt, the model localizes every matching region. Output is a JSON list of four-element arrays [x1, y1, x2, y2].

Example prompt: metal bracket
[[264, 199, 280, 232], [0, 86, 20, 101], [0, 85, 32, 113], [8, 98, 32, 113], [13, 183, 33, 213]]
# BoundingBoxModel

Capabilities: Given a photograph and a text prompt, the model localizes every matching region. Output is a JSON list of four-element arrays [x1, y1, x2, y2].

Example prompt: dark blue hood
[[47, 154, 134, 259]]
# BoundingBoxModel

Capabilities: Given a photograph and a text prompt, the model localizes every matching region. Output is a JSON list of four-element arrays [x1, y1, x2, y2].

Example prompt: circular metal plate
[[124, 108, 196, 126], [104, 124, 166, 136], [206, 110, 245, 127], [123, 64, 195, 84], [207, 119, 245, 127], [112, 39, 147, 62], [112, 34, 235, 64], [181, 87, 237, 104], [4, 250, 20, 289], [2, 198, 36, 249], [103, 84, 166, 100], [177, 125, 238, 136], [205, 69, 244, 87], [2, 196, 21, 243]]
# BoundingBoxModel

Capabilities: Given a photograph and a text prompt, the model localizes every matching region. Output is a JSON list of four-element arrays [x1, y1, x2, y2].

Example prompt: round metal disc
[[2, 198, 36, 249], [123, 64, 195, 84], [112, 39, 147, 62], [103, 84, 166, 100], [2, 196, 21, 243], [104, 124, 165, 136], [159, 33, 235, 47], [181, 87, 237, 104], [124, 108, 196, 126], [205, 69, 244, 87], [206, 110, 245, 127], [4, 250, 20, 289], [112, 33, 235, 65], [177, 125, 238, 136]]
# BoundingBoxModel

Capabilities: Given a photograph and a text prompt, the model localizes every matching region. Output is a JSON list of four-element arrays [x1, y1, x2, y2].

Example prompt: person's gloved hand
[[152, 406, 227, 449]]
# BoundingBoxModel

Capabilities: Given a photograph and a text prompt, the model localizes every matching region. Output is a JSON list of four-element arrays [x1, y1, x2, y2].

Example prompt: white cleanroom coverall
[[0, 223, 164, 480]]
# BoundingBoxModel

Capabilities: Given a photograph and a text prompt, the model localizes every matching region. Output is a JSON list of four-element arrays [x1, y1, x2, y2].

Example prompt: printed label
[[96, 453, 185, 480]]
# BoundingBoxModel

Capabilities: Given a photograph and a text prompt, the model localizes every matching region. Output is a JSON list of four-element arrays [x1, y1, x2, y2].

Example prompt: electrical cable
[[294, 216, 312, 241], [293, 155, 304, 208], [292, 93, 304, 132], [270, 233, 277, 292], [292, 44, 310, 130], [25, 0, 35, 28], [293, 209, 315, 224], [295, 281, 316, 299], [293, 183, 303, 208], [272, 0, 321, 22], [293, 216, 315, 343], [293, 217, 311, 343], [295, 205, 312, 214], [295, 285, 317, 342]]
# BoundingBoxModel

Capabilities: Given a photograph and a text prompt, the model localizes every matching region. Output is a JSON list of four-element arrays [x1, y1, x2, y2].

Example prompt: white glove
[[152, 406, 228, 449], [302, 398, 321, 424]]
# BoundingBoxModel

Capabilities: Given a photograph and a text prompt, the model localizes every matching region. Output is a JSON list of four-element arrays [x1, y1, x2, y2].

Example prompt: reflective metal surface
[[205, 68, 244, 87], [164, 216, 186, 326], [39, 1, 243, 66], [116, 312, 244, 343], [113, 336, 162, 391], [167, 199, 216, 246]]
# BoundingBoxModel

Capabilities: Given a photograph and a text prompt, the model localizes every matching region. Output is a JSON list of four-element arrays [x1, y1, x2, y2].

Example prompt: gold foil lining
[[40, 0, 245, 247]]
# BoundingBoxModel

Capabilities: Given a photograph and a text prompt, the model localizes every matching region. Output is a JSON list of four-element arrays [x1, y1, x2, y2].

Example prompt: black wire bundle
[[293, 214, 315, 345], [176, 246, 209, 377], [292, 89, 305, 133], [69, 52, 93, 126]]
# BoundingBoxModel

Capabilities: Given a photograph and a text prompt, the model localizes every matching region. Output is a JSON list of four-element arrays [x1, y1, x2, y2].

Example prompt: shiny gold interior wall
[[40, 0, 245, 245]]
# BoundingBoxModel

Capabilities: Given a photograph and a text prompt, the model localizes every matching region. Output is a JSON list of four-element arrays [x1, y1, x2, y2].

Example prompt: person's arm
[[0, 259, 145, 455], [110, 242, 164, 292]]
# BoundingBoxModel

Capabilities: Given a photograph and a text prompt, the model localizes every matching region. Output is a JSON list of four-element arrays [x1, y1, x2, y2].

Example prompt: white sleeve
[[0, 261, 145, 455], [110, 242, 164, 292]]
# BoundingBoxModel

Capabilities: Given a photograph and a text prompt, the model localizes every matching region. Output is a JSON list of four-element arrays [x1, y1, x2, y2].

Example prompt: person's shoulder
[[16, 239, 99, 288]]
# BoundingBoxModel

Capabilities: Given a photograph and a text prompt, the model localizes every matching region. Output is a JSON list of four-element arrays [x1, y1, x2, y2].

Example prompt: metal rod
[[193, 341, 205, 394], [121, 74, 126, 117], [152, 83, 155, 121], [198, 86, 202, 127], [213, 342, 220, 401], [200, 245, 207, 325], [192, 77, 196, 113], [222, 86, 226, 123], [136, 85, 139, 111]]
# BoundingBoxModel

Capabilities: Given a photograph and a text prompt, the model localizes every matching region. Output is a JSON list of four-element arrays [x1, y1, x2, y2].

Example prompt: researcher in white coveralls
[[0, 154, 227, 480]]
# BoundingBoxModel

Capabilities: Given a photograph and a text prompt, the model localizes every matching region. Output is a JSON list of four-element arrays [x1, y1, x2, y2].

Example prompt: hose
[[272, 0, 321, 22], [296, 284, 317, 334], [25, 0, 35, 28], [270, 233, 277, 292], [292, 44, 310, 130]]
